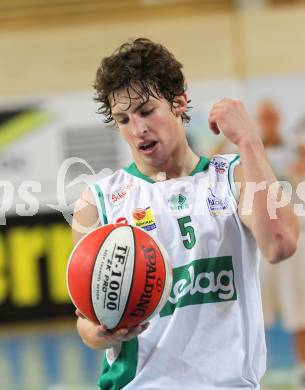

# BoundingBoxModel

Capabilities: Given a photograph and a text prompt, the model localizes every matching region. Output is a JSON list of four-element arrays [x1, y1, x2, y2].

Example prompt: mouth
[[138, 141, 158, 151]]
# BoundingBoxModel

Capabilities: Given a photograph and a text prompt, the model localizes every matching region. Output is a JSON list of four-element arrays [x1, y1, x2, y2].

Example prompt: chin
[[144, 154, 168, 167]]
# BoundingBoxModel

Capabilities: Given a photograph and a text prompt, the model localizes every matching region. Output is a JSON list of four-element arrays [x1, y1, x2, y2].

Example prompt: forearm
[[237, 134, 299, 262], [238, 135, 276, 182]]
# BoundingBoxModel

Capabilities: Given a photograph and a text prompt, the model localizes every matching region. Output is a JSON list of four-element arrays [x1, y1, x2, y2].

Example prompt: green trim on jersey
[[98, 338, 138, 390], [228, 155, 241, 202], [93, 184, 108, 225], [123, 156, 210, 183], [191, 156, 210, 174], [123, 163, 155, 183]]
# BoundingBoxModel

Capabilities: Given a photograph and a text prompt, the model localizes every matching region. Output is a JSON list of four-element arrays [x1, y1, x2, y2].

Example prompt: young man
[[72, 38, 299, 389]]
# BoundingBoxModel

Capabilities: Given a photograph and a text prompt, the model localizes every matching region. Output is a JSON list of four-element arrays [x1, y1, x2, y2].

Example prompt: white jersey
[[90, 154, 266, 390]]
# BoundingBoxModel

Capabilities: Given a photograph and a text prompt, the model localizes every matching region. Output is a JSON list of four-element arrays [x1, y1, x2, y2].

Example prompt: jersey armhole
[[228, 155, 241, 204], [89, 183, 108, 225]]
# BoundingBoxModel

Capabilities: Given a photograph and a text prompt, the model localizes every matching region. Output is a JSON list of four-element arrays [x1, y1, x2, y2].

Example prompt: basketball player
[[72, 38, 299, 389]]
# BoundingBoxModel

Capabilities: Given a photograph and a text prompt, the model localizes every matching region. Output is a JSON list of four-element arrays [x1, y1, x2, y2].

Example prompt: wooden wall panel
[[0, 13, 236, 97], [240, 6, 305, 75], [1, 5, 305, 97]]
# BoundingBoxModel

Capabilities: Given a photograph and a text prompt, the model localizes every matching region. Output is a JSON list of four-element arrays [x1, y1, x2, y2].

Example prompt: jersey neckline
[[123, 156, 210, 183]]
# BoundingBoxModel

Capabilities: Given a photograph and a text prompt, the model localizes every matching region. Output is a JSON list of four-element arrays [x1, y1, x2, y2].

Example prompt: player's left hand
[[208, 98, 259, 146]]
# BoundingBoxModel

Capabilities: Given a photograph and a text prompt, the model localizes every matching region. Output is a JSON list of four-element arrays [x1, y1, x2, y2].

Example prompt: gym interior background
[[1, 1, 305, 389]]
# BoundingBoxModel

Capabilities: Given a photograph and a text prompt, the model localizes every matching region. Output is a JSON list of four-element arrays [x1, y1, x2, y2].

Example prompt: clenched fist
[[208, 98, 259, 146]]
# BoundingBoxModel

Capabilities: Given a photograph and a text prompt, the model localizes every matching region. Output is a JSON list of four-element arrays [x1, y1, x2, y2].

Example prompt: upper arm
[[234, 163, 252, 231], [72, 187, 100, 246]]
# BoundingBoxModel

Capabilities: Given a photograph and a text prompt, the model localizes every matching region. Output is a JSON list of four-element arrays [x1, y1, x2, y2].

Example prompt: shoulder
[[72, 167, 134, 245], [209, 154, 240, 170], [93, 167, 126, 187], [72, 187, 100, 246], [208, 154, 241, 191]]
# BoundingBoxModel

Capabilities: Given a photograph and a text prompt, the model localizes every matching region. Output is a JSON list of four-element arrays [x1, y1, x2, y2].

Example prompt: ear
[[173, 93, 188, 117]]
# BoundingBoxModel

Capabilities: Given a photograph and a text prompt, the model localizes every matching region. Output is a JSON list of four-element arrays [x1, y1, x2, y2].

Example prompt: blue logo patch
[[207, 188, 230, 216], [210, 156, 229, 174]]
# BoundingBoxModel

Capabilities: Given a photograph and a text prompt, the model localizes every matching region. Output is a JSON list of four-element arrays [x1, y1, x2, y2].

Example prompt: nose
[[130, 115, 148, 137]]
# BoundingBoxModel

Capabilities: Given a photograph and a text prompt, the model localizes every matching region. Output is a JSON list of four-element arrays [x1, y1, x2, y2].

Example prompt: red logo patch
[[132, 208, 146, 220], [115, 217, 128, 225]]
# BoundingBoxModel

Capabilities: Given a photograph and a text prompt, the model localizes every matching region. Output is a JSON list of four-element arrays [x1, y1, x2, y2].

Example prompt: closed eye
[[117, 117, 129, 125], [115, 108, 154, 124], [140, 109, 154, 117]]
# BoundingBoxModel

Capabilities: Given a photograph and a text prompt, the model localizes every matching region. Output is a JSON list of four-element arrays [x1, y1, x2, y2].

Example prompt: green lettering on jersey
[[160, 256, 237, 317]]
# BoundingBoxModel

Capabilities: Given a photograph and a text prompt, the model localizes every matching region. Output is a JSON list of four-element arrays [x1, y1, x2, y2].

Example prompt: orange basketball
[[66, 224, 172, 330]]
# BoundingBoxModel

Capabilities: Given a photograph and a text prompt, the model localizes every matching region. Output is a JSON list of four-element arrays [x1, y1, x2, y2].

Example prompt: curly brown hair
[[94, 38, 191, 124]]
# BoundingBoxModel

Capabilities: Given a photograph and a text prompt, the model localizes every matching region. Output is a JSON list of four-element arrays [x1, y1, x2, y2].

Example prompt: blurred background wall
[[1, 0, 305, 96], [1, 1, 305, 389]]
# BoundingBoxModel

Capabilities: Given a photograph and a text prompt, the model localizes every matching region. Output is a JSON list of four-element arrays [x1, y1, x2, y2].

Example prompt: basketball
[[66, 224, 172, 330]]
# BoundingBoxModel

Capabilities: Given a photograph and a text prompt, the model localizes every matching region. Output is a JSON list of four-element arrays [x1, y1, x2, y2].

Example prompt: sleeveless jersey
[[90, 154, 266, 390]]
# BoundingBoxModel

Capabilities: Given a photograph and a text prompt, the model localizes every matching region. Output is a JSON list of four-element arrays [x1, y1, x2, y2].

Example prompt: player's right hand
[[75, 309, 149, 349]]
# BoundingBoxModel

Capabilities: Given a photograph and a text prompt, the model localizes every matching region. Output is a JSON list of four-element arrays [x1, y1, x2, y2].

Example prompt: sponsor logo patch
[[160, 256, 237, 317], [207, 188, 230, 216], [168, 192, 189, 211], [115, 217, 128, 225], [132, 207, 156, 231], [210, 156, 229, 174], [109, 182, 137, 205]]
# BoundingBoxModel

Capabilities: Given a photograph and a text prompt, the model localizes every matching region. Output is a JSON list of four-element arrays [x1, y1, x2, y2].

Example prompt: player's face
[[110, 88, 188, 169]]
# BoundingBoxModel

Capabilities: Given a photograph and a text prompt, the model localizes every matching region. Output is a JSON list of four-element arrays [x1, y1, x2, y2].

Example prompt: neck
[[134, 145, 200, 181]]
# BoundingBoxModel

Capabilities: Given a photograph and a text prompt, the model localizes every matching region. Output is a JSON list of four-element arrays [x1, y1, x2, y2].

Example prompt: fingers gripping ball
[[67, 224, 172, 330]]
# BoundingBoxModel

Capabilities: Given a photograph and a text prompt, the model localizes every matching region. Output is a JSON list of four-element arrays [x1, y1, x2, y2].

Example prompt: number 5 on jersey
[[177, 216, 196, 249]]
